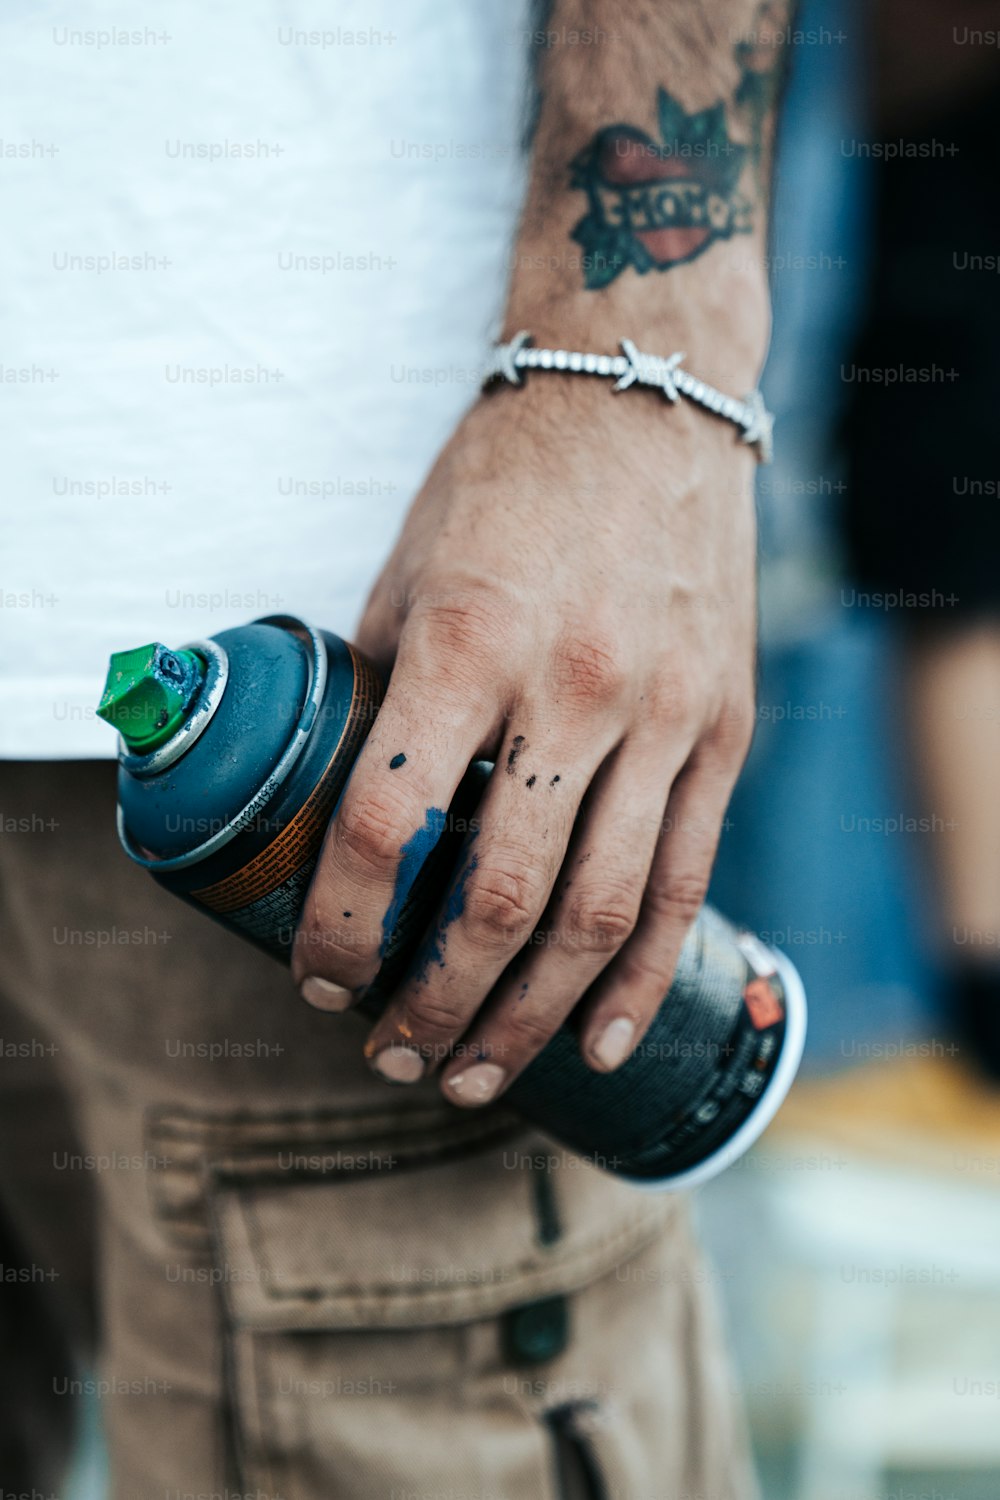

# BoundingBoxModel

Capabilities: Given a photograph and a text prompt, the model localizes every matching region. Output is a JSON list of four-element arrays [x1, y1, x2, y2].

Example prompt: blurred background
[[699, 1, 1000, 1497], [26, 0, 1000, 1495]]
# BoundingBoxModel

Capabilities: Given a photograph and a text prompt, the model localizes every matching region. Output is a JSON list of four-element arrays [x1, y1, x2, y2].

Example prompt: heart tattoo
[[570, 88, 754, 290]]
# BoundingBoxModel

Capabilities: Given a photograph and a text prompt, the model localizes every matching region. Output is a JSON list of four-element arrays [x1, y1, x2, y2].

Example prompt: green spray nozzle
[[97, 642, 205, 752]]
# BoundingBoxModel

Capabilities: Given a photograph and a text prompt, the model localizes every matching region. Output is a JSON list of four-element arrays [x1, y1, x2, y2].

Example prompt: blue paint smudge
[[378, 807, 448, 958], [410, 834, 479, 981], [389, 753, 406, 769]]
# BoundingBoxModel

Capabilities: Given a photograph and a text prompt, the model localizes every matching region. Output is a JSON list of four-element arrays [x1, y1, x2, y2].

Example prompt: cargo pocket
[[207, 1131, 753, 1500]]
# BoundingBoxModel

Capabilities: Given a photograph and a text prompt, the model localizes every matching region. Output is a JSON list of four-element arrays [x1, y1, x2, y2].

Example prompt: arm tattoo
[[570, 89, 752, 289], [568, 2, 792, 290]]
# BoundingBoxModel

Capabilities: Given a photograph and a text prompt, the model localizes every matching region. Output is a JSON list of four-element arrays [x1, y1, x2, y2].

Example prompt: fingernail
[[591, 1016, 636, 1071], [444, 1062, 506, 1107], [300, 976, 354, 1012], [373, 1044, 425, 1084]]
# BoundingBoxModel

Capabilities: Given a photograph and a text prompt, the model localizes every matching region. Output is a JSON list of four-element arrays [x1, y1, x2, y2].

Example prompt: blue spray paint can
[[97, 614, 806, 1190]]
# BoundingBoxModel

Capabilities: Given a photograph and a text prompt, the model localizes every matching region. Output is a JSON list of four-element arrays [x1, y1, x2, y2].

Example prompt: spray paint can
[[97, 614, 806, 1190]]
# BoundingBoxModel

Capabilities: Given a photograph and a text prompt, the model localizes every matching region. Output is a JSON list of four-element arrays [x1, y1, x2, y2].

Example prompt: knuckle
[[294, 897, 371, 980], [401, 589, 522, 716], [615, 946, 680, 999], [708, 692, 756, 762], [501, 1008, 557, 1055], [554, 630, 628, 709], [403, 991, 469, 1042], [652, 868, 709, 927], [413, 588, 517, 673], [336, 790, 412, 876], [464, 866, 539, 950], [564, 886, 640, 955]]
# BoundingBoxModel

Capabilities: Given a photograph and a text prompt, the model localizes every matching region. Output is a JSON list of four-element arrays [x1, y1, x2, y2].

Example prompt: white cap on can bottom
[[623, 945, 808, 1194]]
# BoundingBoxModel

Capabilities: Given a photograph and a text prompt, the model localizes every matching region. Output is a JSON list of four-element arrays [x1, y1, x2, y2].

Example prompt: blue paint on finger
[[411, 834, 479, 981], [379, 807, 448, 958]]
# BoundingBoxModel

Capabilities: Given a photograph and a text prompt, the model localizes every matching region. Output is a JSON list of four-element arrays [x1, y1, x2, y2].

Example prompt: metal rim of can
[[117, 615, 329, 873], [620, 943, 808, 1194]]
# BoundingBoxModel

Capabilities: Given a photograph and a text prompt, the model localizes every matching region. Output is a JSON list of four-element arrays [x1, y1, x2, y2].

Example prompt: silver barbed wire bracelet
[[482, 331, 774, 463]]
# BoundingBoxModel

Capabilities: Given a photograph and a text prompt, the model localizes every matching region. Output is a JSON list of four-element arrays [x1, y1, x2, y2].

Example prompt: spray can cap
[[96, 643, 205, 752]]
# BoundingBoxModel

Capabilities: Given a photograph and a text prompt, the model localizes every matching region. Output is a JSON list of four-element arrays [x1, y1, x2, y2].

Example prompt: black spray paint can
[[97, 614, 806, 1190]]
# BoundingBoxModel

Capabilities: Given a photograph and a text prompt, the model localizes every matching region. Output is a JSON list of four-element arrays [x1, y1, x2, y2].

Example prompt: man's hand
[[291, 0, 790, 1103], [292, 372, 758, 1101]]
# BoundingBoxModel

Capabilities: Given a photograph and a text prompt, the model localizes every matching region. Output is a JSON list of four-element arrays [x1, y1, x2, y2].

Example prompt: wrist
[[503, 239, 771, 394], [470, 346, 762, 494]]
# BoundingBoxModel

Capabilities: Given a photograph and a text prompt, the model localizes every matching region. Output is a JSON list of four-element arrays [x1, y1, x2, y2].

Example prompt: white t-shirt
[[1, 0, 530, 756]]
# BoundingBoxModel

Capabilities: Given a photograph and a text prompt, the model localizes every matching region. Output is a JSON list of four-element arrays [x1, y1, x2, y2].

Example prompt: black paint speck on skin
[[517, 981, 530, 1003], [506, 735, 526, 774], [343, 911, 352, 918], [525, 775, 536, 789], [550, 775, 561, 786], [389, 753, 407, 770]]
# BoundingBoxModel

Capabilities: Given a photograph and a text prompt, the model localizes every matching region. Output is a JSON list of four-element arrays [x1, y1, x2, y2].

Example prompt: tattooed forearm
[[513, 1, 794, 297], [506, 1, 794, 370], [565, 3, 793, 289]]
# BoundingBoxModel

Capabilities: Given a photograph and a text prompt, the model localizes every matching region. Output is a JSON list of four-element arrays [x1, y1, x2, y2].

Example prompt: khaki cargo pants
[[0, 761, 758, 1500]]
